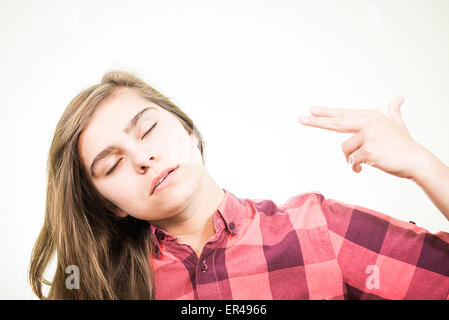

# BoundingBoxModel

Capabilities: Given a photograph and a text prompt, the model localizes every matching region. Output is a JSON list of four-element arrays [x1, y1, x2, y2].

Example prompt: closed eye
[[106, 158, 122, 176], [142, 122, 157, 140], [105, 122, 158, 176]]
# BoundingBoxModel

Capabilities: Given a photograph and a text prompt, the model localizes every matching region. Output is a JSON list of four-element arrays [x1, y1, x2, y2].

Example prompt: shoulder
[[280, 190, 326, 210], [250, 190, 325, 211], [247, 191, 328, 230]]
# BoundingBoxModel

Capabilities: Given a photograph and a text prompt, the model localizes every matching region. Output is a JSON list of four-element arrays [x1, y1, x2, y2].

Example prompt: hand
[[298, 97, 431, 180]]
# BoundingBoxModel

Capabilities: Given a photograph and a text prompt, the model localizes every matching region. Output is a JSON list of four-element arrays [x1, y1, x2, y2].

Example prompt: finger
[[348, 154, 363, 173], [310, 106, 378, 118], [353, 163, 362, 173], [387, 97, 406, 127], [387, 97, 412, 137], [348, 147, 369, 173], [342, 132, 365, 164], [298, 115, 367, 133]]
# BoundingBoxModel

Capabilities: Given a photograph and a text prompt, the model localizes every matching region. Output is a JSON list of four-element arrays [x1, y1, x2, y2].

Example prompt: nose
[[133, 149, 154, 174]]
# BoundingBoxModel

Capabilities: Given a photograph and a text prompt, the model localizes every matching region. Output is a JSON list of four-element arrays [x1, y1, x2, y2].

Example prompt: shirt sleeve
[[315, 192, 449, 300]]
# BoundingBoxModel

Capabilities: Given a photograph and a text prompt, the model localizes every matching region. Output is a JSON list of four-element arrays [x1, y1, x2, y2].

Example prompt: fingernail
[[299, 116, 309, 123]]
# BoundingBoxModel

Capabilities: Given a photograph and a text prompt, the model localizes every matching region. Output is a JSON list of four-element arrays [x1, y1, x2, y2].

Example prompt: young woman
[[28, 71, 449, 300]]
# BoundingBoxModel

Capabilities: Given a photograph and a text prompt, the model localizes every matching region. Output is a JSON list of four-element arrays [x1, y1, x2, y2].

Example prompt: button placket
[[200, 260, 208, 272], [194, 233, 228, 299]]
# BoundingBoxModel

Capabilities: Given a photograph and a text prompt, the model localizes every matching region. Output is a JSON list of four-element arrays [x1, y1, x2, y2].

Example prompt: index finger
[[310, 106, 377, 118], [298, 115, 367, 133]]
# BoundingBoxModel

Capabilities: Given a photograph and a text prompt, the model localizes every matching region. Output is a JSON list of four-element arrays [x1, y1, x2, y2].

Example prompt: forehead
[[77, 88, 161, 170]]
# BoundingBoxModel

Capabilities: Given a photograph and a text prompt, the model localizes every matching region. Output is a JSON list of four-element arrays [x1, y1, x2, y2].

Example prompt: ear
[[105, 201, 128, 218]]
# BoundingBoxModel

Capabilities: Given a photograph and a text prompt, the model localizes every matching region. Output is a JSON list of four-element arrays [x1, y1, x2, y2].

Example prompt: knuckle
[[359, 130, 368, 140], [362, 128, 372, 140], [363, 145, 374, 159], [366, 117, 377, 127], [369, 108, 379, 116], [374, 109, 384, 121], [331, 119, 340, 129]]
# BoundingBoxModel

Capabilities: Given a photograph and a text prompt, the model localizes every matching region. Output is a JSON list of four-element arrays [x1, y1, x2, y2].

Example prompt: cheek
[[164, 130, 202, 165], [100, 178, 141, 206]]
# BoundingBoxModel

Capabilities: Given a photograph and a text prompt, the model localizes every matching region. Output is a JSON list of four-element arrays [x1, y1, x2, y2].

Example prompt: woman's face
[[78, 87, 205, 221]]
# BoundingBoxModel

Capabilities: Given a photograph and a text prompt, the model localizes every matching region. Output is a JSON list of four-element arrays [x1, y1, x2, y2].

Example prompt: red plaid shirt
[[149, 188, 449, 299]]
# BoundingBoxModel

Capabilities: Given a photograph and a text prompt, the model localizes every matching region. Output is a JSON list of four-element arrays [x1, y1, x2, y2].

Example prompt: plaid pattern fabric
[[149, 188, 449, 300]]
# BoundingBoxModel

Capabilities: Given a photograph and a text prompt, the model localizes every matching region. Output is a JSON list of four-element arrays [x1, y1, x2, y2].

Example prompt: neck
[[152, 170, 225, 246]]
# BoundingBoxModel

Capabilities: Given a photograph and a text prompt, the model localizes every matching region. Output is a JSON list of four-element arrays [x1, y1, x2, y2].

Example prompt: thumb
[[387, 97, 410, 133]]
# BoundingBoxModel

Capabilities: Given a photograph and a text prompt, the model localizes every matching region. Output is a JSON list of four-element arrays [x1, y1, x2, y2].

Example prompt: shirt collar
[[214, 187, 246, 235], [149, 187, 248, 259]]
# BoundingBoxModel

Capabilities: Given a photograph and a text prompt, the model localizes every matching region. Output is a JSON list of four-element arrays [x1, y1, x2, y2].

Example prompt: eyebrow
[[89, 106, 156, 178]]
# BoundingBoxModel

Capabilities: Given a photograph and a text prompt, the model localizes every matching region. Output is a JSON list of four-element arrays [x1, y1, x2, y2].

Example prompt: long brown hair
[[28, 71, 205, 299]]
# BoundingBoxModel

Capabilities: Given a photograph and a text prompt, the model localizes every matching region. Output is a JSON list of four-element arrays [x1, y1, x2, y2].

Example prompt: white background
[[1, 0, 448, 299]]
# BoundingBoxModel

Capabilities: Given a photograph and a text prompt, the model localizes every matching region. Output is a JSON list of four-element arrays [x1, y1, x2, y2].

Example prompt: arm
[[410, 149, 449, 221], [318, 193, 449, 300], [298, 97, 449, 222], [297, 98, 449, 299]]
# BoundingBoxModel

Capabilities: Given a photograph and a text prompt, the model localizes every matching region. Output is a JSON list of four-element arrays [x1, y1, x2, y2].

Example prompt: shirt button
[[200, 261, 208, 272], [228, 222, 236, 231], [156, 232, 165, 241]]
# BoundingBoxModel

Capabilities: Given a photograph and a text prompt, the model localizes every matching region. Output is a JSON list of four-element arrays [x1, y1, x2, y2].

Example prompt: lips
[[151, 165, 179, 195]]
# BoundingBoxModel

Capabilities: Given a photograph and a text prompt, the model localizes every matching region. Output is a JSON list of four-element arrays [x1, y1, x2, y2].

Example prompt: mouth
[[151, 165, 179, 195]]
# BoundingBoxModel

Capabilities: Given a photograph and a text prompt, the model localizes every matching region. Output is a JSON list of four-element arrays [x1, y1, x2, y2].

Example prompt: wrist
[[410, 148, 448, 186]]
